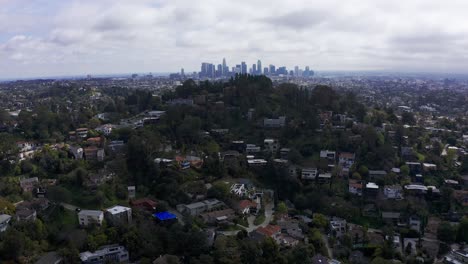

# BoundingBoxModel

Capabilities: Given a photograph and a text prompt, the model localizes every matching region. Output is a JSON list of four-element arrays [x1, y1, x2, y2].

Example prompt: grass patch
[[254, 213, 266, 225]]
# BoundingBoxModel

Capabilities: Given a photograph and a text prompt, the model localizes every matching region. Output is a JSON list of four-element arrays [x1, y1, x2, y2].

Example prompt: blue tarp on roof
[[153, 211, 177, 221]]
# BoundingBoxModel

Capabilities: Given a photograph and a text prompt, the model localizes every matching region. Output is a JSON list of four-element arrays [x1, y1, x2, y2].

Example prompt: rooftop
[[106, 205, 131, 215], [153, 211, 177, 221]]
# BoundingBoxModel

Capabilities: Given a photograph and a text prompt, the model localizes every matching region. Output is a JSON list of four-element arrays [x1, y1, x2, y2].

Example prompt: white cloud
[[1, 0, 468, 78]]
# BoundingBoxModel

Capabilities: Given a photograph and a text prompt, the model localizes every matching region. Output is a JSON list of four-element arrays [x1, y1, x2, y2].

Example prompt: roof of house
[[153, 212, 177, 221], [35, 251, 62, 264], [238, 200, 257, 209], [0, 214, 11, 223], [106, 205, 131, 215], [87, 137, 102, 143], [382, 212, 401, 219], [131, 198, 157, 208], [256, 225, 281, 237], [78, 210, 103, 218], [339, 152, 355, 159]]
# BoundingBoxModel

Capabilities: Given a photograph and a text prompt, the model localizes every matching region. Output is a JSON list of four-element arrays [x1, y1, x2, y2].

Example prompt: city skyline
[[195, 58, 313, 78], [2, 0, 468, 79]]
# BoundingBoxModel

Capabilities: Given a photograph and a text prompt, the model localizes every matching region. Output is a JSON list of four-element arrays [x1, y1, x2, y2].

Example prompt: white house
[[105, 205, 132, 226], [0, 214, 11, 232], [384, 185, 404, 199], [264, 139, 279, 153], [78, 210, 104, 226], [301, 168, 318, 180], [230, 183, 247, 197]]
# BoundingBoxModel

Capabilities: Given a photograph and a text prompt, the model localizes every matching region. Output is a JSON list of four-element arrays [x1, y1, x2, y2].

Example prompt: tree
[[313, 213, 329, 229], [457, 217, 468, 243], [438, 222, 457, 243], [276, 201, 288, 215]]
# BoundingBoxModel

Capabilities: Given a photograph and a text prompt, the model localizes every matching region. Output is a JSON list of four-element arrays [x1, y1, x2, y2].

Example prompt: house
[[384, 185, 403, 199], [153, 212, 177, 223], [130, 198, 157, 212], [20, 177, 39, 192], [277, 217, 304, 240], [80, 244, 129, 264], [311, 254, 330, 264], [78, 210, 104, 226], [276, 234, 300, 247], [0, 214, 11, 232], [320, 150, 336, 162], [280, 148, 290, 159], [368, 170, 387, 181], [301, 168, 318, 180], [15, 207, 37, 222], [17, 198, 50, 213], [339, 152, 355, 169], [199, 208, 235, 224], [246, 144, 261, 153], [330, 217, 347, 237], [405, 162, 422, 175], [176, 199, 224, 216], [247, 159, 267, 166], [87, 137, 104, 147], [108, 140, 125, 153], [95, 124, 114, 136], [127, 186, 136, 199], [318, 173, 332, 184], [105, 206, 132, 226], [382, 212, 401, 225], [230, 183, 247, 197], [349, 180, 363, 196], [35, 251, 63, 264], [263, 116, 286, 128], [264, 139, 279, 153], [237, 200, 259, 214], [289, 165, 298, 178], [69, 145, 83, 159], [84, 146, 105, 162], [409, 216, 421, 232], [365, 182, 379, 196], [76, 128, 89, 138], [422, 163, 437, 171], [221, 151, 241, 168], [175, 155, 203, 169], [251, 225, 281, 241]]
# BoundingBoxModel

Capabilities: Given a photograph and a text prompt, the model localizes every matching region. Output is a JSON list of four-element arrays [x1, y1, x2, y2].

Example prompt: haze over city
[[1, 0, 468, 79]]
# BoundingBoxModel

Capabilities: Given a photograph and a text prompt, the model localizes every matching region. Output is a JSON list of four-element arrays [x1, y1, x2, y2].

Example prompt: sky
[[1, 0, 468, 79]]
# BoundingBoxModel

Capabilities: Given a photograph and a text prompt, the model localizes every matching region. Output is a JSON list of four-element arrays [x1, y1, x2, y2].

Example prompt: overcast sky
[[1, 0, 468, 79]]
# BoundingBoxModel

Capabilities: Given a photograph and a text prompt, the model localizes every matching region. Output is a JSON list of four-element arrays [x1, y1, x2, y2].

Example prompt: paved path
[[322, 234, 333, 258], [217, 200, 275, 236]]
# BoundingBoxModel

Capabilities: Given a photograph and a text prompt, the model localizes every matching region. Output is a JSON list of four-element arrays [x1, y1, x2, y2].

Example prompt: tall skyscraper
[[252, 64, 257, 74], [241, 62, 247, 74], [257, 60, 262, 75], [181, 68, 184, 76], [264, 67, 269, 75], [294, 66, 299, 77], [217, 64, 222, 77], [222, 58, 227, 76], [269, 64, 276, 75]]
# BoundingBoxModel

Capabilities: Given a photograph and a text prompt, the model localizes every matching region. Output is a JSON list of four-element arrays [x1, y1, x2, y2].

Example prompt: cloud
[[1, 0, 468, 78]]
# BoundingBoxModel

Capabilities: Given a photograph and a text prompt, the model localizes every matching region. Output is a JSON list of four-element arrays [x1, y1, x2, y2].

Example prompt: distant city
[[176, 58, 314, 79]]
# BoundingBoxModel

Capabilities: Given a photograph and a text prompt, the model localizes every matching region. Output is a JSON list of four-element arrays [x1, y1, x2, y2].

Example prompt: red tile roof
[[256, 225, 281, 237], [238, 200, 257, 209]]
